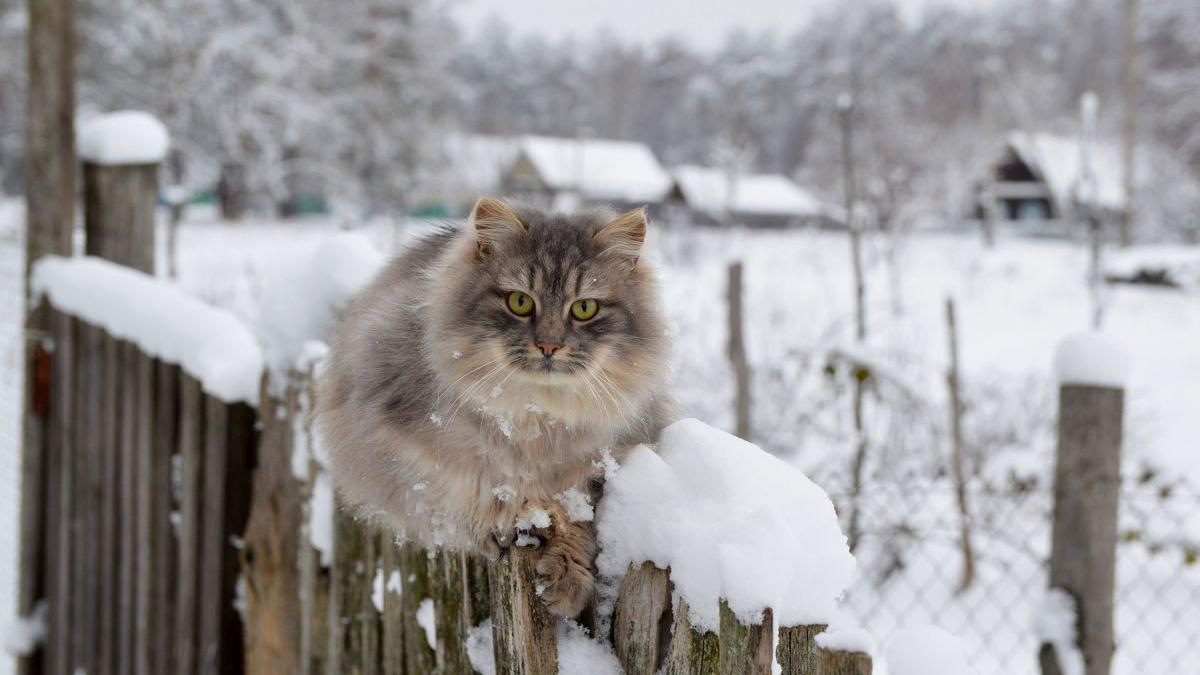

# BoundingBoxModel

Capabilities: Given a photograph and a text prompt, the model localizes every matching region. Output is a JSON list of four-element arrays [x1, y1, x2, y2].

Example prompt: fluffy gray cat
[[315, 198, 673, 616]]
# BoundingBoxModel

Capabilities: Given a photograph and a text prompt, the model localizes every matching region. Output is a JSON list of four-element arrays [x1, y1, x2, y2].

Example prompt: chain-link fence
[[832, 476, 1200, 675]]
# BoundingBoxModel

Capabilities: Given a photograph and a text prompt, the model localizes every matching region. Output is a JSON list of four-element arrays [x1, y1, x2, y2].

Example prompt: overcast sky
[[450, 0, 1009, 49]]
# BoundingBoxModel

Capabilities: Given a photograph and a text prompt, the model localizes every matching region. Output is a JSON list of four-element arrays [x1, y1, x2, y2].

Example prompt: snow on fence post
[[489, 546, 558, 675], [79, 111, 169, 274], [1042, 333, 1127, 675]]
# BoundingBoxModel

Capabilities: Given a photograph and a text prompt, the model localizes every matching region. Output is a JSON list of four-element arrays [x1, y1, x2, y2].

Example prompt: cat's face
[[429, 199, 669, 415]]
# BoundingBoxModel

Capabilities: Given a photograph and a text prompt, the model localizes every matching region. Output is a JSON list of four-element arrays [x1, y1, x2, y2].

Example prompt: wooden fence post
[[174, 374, 205, 675], [718, 601, 772, 675], [727, 262, 751, 441], [1042, 379, 1124, 675], [613, 562, 672, 675], [81, 132, 163, 274], [20, 1, 76, 667], [242, 377, 304, 674], [817, 644, 873, 675], [490, 546, 557, 675], [776, 624, 827, 675], [665, 597, 718, 675]]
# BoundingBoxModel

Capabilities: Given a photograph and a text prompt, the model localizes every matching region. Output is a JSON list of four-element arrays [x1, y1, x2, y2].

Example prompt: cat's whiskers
[[432, 354, 506, 410], [583, 368, 635, 436], [441, 360, 513, 434]]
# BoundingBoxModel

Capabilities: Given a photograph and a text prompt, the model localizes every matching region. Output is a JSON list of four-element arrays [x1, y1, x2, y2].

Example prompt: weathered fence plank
[[153, 362, 180, 675], [97, 331, 121, 675], [718, 601, 773, 675], [45, 309, 74, 675], [1042, 383, 1124, 675], [117, 341, 138, 675], [243, 378, 304, 674], [665, 597, 718, 675], [197, 396, 228, 675], [71, 320, 103, 675], [133, 351, 157, 675], [776, 624, 827, 675], [400, 542, 436, 675], [329, 507, 378, 674], [817, 645, 873, 675], [614, 561, 672, 675], [380, 540, 404, 675], [431, 548, 473, 674], [174, 374, 204, 675], [490, 546, 557, 675]]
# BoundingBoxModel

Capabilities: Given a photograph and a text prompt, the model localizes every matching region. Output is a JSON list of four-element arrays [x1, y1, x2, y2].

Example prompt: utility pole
[[21, 0, 78, 672]]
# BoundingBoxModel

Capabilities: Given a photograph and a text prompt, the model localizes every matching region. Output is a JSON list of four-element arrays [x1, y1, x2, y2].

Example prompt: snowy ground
[[0, 201, 24, 675], [1, 202, 1198, 673]]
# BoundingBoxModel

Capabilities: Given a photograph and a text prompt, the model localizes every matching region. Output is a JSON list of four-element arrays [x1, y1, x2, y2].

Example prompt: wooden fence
[[27, 308, 254, 675]]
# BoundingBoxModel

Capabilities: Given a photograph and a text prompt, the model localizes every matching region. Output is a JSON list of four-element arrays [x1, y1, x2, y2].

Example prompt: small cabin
[[669, 165, 843, 229], [501, 136, 673, 212], [973, 132, 1126, 236]]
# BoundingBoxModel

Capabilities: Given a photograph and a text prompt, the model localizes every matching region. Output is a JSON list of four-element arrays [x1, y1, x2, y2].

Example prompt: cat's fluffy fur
[[315, 198, 673, 616]]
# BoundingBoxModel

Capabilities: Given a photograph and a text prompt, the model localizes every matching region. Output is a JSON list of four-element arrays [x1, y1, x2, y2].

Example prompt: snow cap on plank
[[78, 110, 170, 166], [1054, 331, 1130, 389]]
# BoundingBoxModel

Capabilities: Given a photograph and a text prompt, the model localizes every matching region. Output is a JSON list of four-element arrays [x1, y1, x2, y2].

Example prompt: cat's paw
[[535, 542, 594, 617]]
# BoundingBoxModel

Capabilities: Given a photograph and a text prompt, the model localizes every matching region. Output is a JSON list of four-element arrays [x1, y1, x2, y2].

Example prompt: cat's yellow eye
[[506, 291, 534, 317], [570, 299, 599, 321]]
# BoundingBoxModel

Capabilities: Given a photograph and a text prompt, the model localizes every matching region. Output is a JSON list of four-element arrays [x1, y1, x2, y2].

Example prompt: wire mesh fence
[[832, 475, 1200, 675]]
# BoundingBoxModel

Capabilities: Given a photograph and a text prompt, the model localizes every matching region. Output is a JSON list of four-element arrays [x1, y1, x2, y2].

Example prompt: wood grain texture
[[490, 546, 557, 675], [82, 162, 159, 274], [665, 597, 718, 675], [718, 601, 773, 675], [242, 378, 303, 674], [1045, 384, 1124, 675], [174, 374, 204, 675], [776, 624, 826, 675], [613, 562, 672, 675], [817, 646, 873, 675]]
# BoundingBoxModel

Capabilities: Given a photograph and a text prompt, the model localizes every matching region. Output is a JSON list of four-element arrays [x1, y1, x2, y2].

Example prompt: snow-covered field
[[0, 202, 24, 675], [2, 202, 1198, 673]]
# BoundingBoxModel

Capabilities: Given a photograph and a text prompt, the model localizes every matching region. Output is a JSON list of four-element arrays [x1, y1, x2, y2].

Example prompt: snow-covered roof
[[77, 110, 170, 166], [1004, 131, 1125, 212], [671, 165, 830, 220], [513, 136, 673, 203]]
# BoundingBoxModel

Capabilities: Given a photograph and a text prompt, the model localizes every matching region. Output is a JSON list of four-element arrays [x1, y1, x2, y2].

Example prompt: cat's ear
[[471, 197, 525, 258], [594, 207, 647, 264]]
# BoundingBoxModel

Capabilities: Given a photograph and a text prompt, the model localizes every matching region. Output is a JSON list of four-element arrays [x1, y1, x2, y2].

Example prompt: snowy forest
[[0, 0, 1199, 238], [2, 1, 1200, 675]]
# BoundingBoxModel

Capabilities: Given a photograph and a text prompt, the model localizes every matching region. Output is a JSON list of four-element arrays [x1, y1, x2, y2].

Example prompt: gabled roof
[[1003, 131, 1126, 212], [514, 136, 673, 203], [671, 165, 832, 219]]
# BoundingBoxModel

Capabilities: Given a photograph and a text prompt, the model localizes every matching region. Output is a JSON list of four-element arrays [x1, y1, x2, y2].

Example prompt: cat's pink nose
[[536, 341, 562, 357]]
